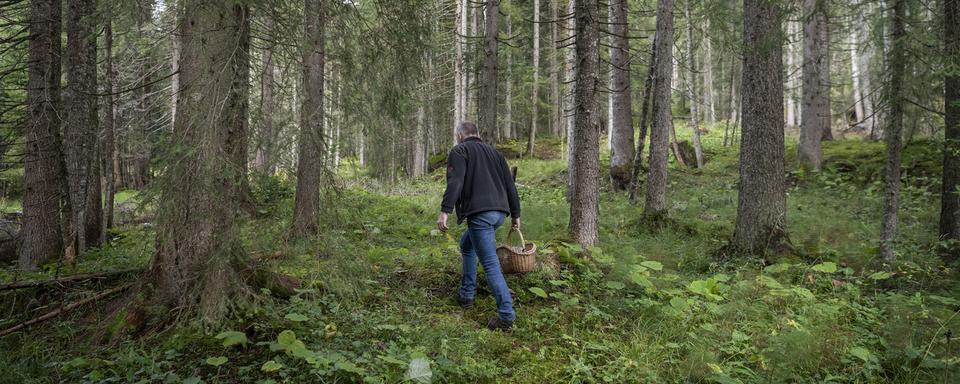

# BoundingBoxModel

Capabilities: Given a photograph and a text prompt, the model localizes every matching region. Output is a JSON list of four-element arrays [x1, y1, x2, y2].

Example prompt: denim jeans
[[458, 210, 516, 321]]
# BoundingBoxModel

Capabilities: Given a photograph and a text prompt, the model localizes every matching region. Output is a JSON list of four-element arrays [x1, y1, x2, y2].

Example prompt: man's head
[[455, 121, 479, 144]]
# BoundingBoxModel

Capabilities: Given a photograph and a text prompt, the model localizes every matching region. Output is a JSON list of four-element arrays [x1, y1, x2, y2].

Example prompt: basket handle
[[505, 228, 526, 248]]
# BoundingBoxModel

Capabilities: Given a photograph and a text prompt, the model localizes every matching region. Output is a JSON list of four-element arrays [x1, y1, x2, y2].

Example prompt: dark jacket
[[441, 137, 521, 224]]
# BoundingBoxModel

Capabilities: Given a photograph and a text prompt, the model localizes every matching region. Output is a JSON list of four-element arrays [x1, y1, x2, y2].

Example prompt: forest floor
[[1, 128, 959, 383]]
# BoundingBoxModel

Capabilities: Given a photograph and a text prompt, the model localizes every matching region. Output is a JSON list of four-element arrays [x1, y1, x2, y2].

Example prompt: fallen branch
[[0, 268, 143, 291], [0, 283, 133, 337]]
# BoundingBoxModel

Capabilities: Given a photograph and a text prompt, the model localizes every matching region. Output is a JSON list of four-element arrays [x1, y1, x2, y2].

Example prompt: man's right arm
[[440, 149, 466, 214]]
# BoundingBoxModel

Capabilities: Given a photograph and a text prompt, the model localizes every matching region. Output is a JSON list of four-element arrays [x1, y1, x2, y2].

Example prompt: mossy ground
[[0, 126, 957, 383]]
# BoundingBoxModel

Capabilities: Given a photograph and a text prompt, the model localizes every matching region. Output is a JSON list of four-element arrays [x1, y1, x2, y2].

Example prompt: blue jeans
[[458, 210, 516, 321]]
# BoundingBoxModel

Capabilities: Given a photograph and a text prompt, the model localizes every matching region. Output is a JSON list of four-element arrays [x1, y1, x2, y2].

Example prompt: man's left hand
[[437, 212, 449, 232]]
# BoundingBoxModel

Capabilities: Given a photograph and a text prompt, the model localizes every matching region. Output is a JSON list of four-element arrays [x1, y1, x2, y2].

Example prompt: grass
[[0, 128, 957, 383]]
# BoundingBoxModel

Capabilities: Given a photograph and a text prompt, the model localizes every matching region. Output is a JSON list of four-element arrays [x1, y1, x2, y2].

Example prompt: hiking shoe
[[487, 316, 514, 332], [454, 293, 474, 308]]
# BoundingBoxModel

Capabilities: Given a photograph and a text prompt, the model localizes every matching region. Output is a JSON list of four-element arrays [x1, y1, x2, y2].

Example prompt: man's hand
[[511, 216, 521, 231], [437, 212, 449, 232]]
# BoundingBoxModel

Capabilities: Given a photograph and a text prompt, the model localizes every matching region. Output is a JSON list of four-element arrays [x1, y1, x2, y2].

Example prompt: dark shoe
[[454, 293, 474, 308], [487, 316, 514, 331]]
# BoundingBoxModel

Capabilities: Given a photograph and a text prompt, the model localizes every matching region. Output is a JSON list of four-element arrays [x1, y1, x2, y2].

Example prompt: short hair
[[456, 121, 479, 137]]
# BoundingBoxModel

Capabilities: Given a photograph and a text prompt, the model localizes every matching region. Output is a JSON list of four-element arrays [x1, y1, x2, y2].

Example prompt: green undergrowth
[[1, 131, 958, 383]]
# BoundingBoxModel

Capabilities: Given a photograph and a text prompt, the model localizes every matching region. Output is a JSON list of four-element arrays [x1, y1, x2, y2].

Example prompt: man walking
[[437, 121, 521, 331]]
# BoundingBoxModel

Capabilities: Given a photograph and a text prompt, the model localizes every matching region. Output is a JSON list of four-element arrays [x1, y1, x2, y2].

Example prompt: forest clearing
[[1, 0, 959, 383]]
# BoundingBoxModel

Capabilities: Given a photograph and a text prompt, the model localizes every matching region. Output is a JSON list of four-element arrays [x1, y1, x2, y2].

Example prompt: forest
[[0, 0, 958, 382]]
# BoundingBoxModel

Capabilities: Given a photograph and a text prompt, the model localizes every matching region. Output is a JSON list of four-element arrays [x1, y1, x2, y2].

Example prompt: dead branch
[[0, 283, 133, 337], [0, 268, 143, 291]]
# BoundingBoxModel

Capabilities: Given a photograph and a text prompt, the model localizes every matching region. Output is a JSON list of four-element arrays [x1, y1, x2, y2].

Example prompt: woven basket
[[496, 229, 537, 274]]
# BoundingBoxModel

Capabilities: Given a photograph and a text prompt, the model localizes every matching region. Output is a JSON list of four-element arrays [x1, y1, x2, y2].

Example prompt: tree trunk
[[469, 3, 478, 121], [412, 103, 426, 177], [255, 17, 276, 175], [550, 0, 561, 137], [819, 6, 833, 142], [528, 0, 540, 155], [799, 0, 828, 171], [942, 0, 960, 249], [940, 0, 960, 254], [504, 14, 513, 140], [703, 19, 716, 125], [628, 34, 658, 203], [849, 30, 865, 124], [860, 42, 876, 135], [20, 0, 65, 270], [150, 0, 252, 322], [227, 5, 254, 211], [853, 0, 875, 132], [725, 55, 739, 147], [64, 0, 102, 255], [608, 0, 634, 189], [478, 0, 499, 140], [293, 0, 326, 236], [568, 0, 600, 246], [454, 0, 467, 141], [880, 0, 906, 264], [102, 19, 116, 240], [333, 68, 342, 170], [730, 0, 788, 255], [565, 0, 577, 196], [684, 0, 704, 168], [643, 0, 674, 217], [170, 0, 181, 128], [785, 20, 799, 128]]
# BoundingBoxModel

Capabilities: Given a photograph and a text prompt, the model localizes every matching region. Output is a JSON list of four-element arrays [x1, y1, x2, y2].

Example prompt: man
[[437, 121, 521, 331]]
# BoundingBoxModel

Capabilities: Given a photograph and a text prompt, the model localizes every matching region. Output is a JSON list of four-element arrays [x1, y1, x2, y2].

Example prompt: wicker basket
[[496, 229, 537, 274]]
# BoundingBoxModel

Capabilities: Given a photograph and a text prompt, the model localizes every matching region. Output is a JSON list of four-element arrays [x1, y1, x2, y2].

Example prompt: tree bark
[[102, 19, 116, 240], [608, 0, 634, 189], [504, 13, 513, 140], [170, 0, 181, 128], [856, 2, 876, 136], [64, 0, 102, 254], [942, 0, 960, 249], [255, 16, 276, 175], [550, 0, 561, 137], [565, 0, 576, 196], [628, 34, 658, 203], [569, 0, 600, 246], [703, 19, 716, 125], [725, 55, 739, 147], [643, 0, 674, 217], [819, 5, 833, 142], [20, 0, 65, 270], [469, 3, 478, 121], [150, 0, 252, 322], [800, 0, 829, 171], [528, 0, 540, 155], [880, 0, 906, 264], [226, 5, 254, 211], [478, 0, 499, 140], [454, 0, 467, 141], [413, 104, 426, 177], [785, 20, 799, 128], [731, 0, 788, 255], [293, 0, 326, 236], [684, 0, 704, 168], [849, 29, 865, 124]]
